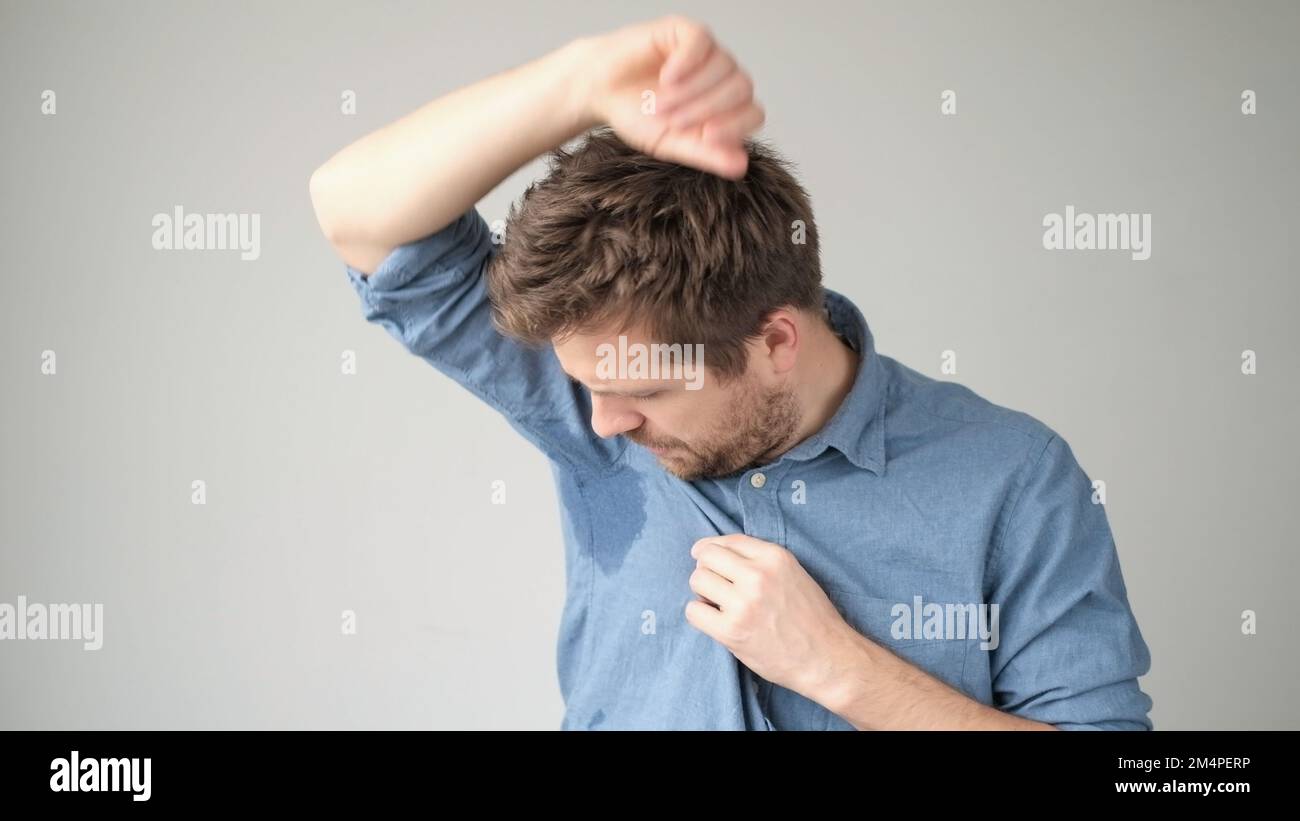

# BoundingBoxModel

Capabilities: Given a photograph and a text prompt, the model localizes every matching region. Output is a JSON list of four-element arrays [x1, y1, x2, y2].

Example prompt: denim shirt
[[344, 206, 1154, 730]]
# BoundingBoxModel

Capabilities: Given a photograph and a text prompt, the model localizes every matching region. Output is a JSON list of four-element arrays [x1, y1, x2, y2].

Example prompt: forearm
[[309, 37, 599, 274], [814, 630, 1059, 731]]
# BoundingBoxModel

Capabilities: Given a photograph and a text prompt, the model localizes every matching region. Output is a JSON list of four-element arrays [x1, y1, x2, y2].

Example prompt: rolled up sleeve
[[985, 433, 1154, 730]]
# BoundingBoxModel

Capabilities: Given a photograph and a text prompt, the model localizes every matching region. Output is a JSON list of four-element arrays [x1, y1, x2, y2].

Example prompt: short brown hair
[[485, 126, 823, 383]]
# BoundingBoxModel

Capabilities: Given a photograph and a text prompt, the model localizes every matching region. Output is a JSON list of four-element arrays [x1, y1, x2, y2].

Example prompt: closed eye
[[565, 373, 662, 400], [564, 371, 660, 400]]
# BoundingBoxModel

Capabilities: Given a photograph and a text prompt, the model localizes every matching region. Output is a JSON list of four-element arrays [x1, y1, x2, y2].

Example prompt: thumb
[[659, 134, 749, 180]]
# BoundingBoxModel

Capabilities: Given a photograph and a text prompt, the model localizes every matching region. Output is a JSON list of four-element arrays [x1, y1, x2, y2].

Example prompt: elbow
[[308, 163, 344, 245]]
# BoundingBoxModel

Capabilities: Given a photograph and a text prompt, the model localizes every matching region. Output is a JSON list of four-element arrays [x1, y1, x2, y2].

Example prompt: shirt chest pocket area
[[827, 589, 972, 697], [760, 590, 975, 730]]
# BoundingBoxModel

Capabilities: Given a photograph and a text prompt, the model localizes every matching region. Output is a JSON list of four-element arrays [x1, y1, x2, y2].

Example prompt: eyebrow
[[560, 369, 671, 398]]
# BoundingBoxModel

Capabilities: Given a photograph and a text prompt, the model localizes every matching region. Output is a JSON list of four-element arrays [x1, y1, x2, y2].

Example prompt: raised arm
[[308, 38, 595, 275], [308, 16, 764, 275]]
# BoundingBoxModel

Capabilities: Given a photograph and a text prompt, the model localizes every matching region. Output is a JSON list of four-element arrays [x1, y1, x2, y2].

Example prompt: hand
[[684, 534, 861, 700], [580, 15, 766, 179]]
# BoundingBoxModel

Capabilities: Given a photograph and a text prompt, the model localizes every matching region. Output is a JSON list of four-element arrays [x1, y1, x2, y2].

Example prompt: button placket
[[740, 458, 808, 729]]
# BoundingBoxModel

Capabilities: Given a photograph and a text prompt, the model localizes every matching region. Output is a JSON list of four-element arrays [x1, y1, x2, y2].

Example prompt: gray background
[[2, 0, 1296, 729]]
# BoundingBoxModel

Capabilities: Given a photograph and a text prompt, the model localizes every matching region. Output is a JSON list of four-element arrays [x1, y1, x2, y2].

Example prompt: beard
[[631, 376, 803, 482]]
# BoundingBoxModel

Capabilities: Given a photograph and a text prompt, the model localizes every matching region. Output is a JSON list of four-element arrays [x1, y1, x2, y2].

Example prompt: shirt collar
[[779, 288, 889, 475]]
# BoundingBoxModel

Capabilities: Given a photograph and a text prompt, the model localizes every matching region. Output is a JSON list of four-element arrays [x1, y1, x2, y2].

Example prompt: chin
[[659, 458, 699, 481]]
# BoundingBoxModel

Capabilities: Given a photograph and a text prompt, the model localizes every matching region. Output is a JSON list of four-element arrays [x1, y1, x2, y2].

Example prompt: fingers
[[653, 128, 750, 180], [696, 533, 769, 560], [657, 17, 715, 86], [700, 144, 750, 180], [689, 565, 737, 610], [637, 17, 762, 180], [658, 46, 734, 113], [692, 540, 754, 583], [684, 598, 727, 635], [667, 69, 754, 130], [701, 101, 765, 144]]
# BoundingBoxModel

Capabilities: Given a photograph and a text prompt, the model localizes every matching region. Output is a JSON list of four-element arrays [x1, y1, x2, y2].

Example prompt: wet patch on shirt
[[579, 468, 648, 574]]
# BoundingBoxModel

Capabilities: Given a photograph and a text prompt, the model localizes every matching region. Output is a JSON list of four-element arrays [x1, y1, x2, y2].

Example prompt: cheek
[[661, 397, 717, 440]]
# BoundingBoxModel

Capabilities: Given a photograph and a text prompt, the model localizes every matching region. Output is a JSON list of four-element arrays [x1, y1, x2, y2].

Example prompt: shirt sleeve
[[343, 206, 625, 471], [984, 433, 1155, 730]]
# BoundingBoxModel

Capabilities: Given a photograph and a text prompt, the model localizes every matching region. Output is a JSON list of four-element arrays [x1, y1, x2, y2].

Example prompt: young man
[[310, 16, 1153, 730]]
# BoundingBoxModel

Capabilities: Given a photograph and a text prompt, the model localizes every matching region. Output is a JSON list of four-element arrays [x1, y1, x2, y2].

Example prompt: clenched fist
[[685, 533, 863, 702], [578, 15, 766, 179]]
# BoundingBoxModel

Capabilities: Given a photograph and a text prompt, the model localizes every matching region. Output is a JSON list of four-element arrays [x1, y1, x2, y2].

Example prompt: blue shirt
[[344, 206, 1155, 730]]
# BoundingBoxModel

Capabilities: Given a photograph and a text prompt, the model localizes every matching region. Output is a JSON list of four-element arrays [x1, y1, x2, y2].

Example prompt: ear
[[756, 307, 801, 376]]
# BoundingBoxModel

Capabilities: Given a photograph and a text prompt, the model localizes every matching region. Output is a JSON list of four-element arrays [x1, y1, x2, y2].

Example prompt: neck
[[765, 320, 861, 460]]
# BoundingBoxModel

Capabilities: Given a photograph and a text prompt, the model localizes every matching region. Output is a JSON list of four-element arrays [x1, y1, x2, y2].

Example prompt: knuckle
[[672, 15, 709, 39], [722, 622, 745, 644]]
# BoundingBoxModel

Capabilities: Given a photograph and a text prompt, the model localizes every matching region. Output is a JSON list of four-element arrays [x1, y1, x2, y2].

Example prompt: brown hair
[[485, 126, 824, 383]]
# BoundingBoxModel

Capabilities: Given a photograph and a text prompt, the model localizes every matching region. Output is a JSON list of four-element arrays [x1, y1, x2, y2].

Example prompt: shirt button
[[750, 472, 767, 489]]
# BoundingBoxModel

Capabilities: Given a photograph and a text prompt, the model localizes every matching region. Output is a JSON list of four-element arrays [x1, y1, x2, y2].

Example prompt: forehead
[[552, 320, 653, 362], [551, 321, 708, 395]]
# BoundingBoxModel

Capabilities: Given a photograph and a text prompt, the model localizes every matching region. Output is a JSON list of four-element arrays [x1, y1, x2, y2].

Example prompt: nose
[[589, 395, 644, 439]]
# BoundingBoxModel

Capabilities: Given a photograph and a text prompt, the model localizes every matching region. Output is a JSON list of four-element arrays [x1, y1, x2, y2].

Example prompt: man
[[309, 15, 1153, 730]]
